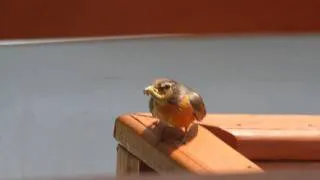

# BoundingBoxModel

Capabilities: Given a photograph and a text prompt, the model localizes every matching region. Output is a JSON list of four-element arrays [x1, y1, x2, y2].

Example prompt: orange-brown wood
[[256, 161, 320, 171], [199, 114, 320, 161], [116, 144, 141, 176], [1, 0, 320, 39], [116, 144, 156, 176], [113, 113, 263, 174], [6, 170, 320, 180]]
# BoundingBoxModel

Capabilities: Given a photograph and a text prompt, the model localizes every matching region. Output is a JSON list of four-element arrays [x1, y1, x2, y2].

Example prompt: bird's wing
[[188, 91, 207, 121]]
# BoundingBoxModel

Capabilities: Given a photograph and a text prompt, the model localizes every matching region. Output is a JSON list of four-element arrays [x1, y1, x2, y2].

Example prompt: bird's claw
[[180, 134, 188, 145]]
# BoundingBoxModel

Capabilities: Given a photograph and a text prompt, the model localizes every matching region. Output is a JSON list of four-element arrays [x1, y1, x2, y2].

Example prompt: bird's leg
[[180, 124, 191, 145], [158, 122, 166, 141]]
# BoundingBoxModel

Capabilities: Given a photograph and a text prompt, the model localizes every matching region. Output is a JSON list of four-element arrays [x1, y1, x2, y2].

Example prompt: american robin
[[143, 78, 207, 144]]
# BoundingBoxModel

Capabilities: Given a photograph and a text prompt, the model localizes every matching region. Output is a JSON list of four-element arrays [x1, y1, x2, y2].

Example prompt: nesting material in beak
[[143, 85, 154, 96]]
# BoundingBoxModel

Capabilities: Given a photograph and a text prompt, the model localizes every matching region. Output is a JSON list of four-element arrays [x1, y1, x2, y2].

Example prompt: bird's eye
[[164, 84, 171, 89]]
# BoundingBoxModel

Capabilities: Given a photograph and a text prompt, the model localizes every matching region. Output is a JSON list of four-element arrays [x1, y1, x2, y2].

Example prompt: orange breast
[[157, 95, 194, 129]]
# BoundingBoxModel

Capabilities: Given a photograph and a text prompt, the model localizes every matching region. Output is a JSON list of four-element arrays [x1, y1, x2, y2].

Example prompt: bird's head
[[143, 78, 178, 100]]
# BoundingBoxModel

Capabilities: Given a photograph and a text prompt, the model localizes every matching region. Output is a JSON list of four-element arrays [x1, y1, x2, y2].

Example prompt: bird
[[143, 78, 207, 144]]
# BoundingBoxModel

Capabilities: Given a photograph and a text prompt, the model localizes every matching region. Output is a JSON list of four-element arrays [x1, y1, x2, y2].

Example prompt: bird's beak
[[143, 85, 154, 96]]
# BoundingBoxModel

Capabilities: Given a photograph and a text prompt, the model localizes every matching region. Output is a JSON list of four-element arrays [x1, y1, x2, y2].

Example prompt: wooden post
[[116, 144, 141, 176], [116, 144, 155, 176]]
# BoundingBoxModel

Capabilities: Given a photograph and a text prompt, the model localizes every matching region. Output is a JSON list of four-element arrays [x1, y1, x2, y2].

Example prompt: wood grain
[[116, 145, 141, 176]]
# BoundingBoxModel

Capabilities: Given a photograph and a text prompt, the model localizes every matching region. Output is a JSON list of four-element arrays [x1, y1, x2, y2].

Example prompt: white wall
[[0, 35, 320, 179]]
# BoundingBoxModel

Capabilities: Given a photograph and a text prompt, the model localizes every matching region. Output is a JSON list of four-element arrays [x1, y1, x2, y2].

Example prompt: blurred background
[[0, 0, 320, 179]]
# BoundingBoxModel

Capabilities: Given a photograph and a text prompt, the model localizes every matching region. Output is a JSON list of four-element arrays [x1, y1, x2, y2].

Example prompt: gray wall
[[1, 35, 320, 179]]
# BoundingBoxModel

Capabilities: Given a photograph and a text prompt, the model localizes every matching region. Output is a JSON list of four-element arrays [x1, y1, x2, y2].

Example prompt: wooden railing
[[4, 113, 320, 179], [113, 112, 320, 176]]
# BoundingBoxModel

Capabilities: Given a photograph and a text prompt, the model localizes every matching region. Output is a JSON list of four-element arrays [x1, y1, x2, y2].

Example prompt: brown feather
[[187, 91, 207, 121]]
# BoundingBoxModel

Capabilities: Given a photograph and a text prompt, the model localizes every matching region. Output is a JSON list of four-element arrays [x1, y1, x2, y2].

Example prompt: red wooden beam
[[113, 113, 263, 174], [1, 0, 320, 39], [199, 114, 320, 161]]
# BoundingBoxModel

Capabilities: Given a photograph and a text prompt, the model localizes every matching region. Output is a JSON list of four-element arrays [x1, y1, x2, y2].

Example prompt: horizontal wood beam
[[6, 170, 320, 180], [199, 114, 320, 161], [256, 161, 320, 171], [113, 113, 262, 174], [1, 0, 320, 39]]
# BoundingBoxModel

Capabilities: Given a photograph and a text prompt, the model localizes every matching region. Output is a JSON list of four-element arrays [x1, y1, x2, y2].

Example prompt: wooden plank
[[0, 0, 320, 39], [113, 113, 263, 174], [116, 144, 141, 176], [199, 114, 320, 161], [116, 144, 156, 176], [114, 116, 187, 174], [256, 161, 320, 171], [5, 170, 320, 180]]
